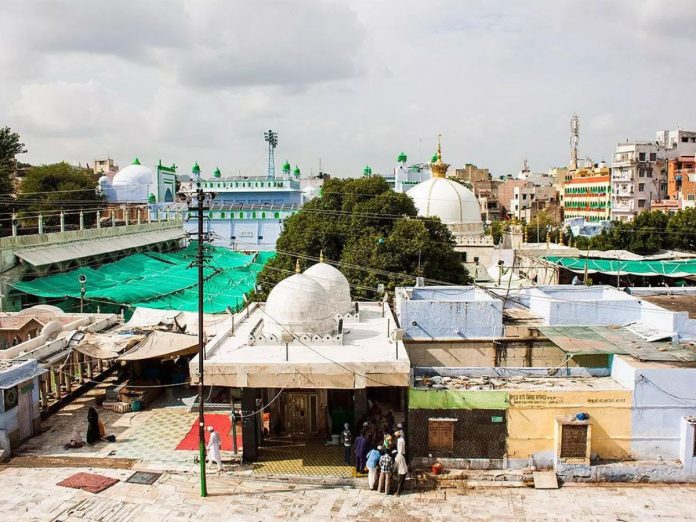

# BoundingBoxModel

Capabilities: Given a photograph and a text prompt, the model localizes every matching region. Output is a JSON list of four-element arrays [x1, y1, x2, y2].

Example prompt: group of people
[[341, 419, 409, 496]]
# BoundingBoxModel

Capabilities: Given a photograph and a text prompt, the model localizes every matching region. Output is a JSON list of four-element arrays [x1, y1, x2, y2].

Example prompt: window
[[683, 137, 689, 143], [559, 424, 589, 458], [428, 420, 454, 451], [638, 199, 646, 208], [689, 194, 695, 201], [638, 183, 645, 192], [639, 152, 646, 161], [639, 170, 645, 178], [650, 153, 657, 161], [522, 194, 527, 200]]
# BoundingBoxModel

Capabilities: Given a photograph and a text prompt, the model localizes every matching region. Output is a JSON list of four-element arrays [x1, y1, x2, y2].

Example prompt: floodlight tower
[[570, 113, 579, 170], [264, 129, 278, 180]]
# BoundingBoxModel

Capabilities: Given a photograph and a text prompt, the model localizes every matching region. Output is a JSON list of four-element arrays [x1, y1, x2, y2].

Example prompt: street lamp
[[78, 274, 87, 313]]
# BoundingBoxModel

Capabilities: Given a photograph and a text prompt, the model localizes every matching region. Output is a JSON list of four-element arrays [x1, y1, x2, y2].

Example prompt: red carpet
[[176, 413, 243, 451], [57, 472, 119, 494]]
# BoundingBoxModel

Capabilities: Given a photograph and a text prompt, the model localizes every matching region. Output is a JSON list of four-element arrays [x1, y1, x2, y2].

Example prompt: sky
[[1, 0, 696, 178]]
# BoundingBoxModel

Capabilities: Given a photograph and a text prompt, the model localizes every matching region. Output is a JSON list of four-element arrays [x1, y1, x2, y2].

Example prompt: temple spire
[[295, 259, 301, 273], [319, 250, 324, 263]]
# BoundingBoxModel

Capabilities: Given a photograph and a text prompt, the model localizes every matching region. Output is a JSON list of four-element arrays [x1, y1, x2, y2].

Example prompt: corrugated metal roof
[[14, 228, 185, 267], [538, 325, 696, 362]]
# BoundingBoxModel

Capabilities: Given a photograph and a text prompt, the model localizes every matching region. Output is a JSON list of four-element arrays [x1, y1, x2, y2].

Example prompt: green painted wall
[[409, 388, 509, 410]]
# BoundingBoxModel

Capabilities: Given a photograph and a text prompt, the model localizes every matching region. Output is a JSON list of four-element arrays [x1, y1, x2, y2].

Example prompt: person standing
[[354, 429, 368, 475], [395, 430, 406, 456], [394, 451, 408, 496], [365, 445, 382, 490], [341, 423, 352, 465], [378, 451, 393, 494], [206, 425, 222, 472]]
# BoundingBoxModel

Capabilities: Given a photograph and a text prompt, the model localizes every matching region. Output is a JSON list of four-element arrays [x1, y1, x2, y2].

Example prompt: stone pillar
[[111, 211, 115, 227], [241, 388, 258, 461], [79, 211, 84, 230], [124, 206, 130, 226], [353, 388, 368, 431], [40, 376, 49, 409], [49, 366, 57, 399], [65, 364, 72, 394], [96, 211, 101, 229], [137, 210, 142, 225], [60, 211, 65, 233], [38, 214, 44, 235], [86, 356, 94, 380], [11, 213, 17, 237]]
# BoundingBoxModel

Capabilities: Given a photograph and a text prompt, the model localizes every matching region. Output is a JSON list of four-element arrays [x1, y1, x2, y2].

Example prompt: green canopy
[[544, 256, 696, 278], [13, 244, 275, 313]]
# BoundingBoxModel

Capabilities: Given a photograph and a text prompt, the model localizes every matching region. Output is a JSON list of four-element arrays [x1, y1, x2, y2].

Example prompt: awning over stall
[[119, 331, 199, 361]]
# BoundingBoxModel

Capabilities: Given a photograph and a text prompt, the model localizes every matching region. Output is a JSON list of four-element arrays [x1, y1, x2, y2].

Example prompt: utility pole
[[192, 161, 208, 498]]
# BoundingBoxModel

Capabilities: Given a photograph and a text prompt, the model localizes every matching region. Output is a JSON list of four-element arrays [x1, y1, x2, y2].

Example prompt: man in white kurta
[[206, 426, 222, 472]]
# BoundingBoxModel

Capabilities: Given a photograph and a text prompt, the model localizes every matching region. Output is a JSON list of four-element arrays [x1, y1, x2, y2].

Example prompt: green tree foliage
[[666, 207, 696, 251], [488, 220, 508, 245], [574, 211, 672, 255], [0, 127, 28, 232], [254, 176, 470, 300], [526, 210, 557, 243], [18, 162, 104, 229]]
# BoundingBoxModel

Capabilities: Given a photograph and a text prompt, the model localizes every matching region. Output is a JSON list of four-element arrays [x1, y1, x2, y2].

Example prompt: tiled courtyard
[[253, 439, 353, 477], [2, 465, 696, 521]]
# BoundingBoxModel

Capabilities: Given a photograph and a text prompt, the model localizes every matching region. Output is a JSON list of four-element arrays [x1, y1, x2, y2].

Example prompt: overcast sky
[[2, 0, 696, 178]]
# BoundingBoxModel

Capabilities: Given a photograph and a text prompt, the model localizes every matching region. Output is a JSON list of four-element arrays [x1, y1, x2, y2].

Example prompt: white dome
[[407, 177, 482, 225], [304, 262, 352, 316], [264, 273, 336, 337], [112, 163, 153, 187]]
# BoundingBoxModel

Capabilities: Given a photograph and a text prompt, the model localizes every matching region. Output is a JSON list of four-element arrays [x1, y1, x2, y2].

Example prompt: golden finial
[[295, 259, 301, 273], [319, 250, 324, 263], [437, 133, 442, 161]]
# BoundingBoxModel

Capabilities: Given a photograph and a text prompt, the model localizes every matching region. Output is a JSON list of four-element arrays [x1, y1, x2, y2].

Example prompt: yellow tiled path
[[252, 439, 353, 477]]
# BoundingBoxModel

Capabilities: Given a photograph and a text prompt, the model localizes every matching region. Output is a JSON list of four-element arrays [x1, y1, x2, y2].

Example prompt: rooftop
[[413, 374, 625, 392], [193, 302, 410, 389]]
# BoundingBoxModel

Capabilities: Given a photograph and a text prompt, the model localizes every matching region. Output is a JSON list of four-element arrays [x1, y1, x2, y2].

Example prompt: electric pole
[[192, 161, 208, 498]]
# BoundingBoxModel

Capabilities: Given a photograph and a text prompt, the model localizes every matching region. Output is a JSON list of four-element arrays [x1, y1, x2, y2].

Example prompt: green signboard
[[408, 388, 509, 410]]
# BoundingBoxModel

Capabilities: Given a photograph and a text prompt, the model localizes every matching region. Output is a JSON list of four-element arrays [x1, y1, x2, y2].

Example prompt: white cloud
[[1, 0, 695, 176]]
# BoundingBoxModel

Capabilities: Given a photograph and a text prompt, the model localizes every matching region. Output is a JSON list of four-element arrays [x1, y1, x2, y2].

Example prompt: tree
[[253, 176, 470, 300], [526, 210, 557, 243], [666, 207, 696, 251], [0, 127, 28, 232], [489, 220, 508, 245], [17, 162, 104, 229]]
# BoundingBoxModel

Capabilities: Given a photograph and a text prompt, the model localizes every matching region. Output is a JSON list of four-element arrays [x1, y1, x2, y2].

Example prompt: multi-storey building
[[454, 163, 490, 184], [610, 143, 666, 222], [184, 162, 304, 251], [380, 152, 432, 193], [563, 164, 611, 222], [667, 155, 696, 208]]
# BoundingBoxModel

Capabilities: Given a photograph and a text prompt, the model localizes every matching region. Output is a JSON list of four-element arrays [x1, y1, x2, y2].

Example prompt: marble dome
[[407, 177, 482, 226], [264, 272, 336, 338], [304, 260, 352, 316], [110, 158, 154, 202]]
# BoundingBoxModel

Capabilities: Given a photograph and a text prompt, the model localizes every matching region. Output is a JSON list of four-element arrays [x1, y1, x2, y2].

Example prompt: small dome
[[363, 165, 372, 176], [98, 175, 111, 186], [293, 165, 301, 176], [264, 273, 335, 337], [304, 260, 352, 316], [397, 152, 407, 163], [282, 161, 291, 172], [213, 167, 221, 178], [407, 177, 482, 225], [148, 193, 156, 204]]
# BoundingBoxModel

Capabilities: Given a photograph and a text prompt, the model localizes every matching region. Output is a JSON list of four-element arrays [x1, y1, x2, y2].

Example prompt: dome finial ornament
[[295, 259, 301, 273], [430, 134, 450, 178], [319, 250, 324, 263]]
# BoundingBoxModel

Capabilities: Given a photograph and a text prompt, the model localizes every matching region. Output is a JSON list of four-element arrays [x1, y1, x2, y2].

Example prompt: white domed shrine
[[263, 261, 336, 338], [407, 138, 484, 237], [303, 252, 353, 316], [109, 158, 154, 202]]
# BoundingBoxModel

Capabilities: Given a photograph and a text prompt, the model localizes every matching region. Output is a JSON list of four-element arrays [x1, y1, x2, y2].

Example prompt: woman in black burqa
[[86, 406, 101, 444]]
